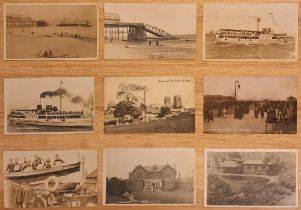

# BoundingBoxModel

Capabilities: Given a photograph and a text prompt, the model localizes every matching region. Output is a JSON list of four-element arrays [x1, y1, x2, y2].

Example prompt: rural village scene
[[104, 77, 195, 134], [5, 77, 95, 134], [204, 76, 297, 134], [104, 148, 195, 205], [204, 3, 298, 60], [4, 150, 98, 208], [104, 3, 196, 59], [206, 149, 297, 207], [5, 4, 98, 59]]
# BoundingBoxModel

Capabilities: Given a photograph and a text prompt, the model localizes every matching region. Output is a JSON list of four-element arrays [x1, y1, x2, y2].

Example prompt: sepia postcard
[[104, 3, 196, 59], [204, 76, 297, 134], [104, 76, 195, 134], [3, 150, 98, 208], [103, 148, 195, 206], [204, 149, 298, 208], [203, 3, 298, 61], [4, 3, 98, 60], [4, 77, 95, 134]]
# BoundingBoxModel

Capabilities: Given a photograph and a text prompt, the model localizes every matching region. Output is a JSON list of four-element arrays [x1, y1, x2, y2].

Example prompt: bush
[[278, 169, 296, 192], [159, 106, 171, 118], [106, 177, 127, 196], [207, 174, 233, 205]]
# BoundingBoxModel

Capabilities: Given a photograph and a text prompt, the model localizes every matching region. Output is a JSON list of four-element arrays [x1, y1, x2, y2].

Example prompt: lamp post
[[234, 80, 240, 101]]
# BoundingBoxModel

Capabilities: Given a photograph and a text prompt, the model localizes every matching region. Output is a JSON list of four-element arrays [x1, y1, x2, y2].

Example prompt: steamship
[[8, 91, 93, 128], [56, 18, 93, 27], [214, 15, 290, 44]]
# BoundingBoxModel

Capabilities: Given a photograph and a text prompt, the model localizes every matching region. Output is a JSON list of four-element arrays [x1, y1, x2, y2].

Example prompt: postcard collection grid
[[1, 2, 300, 209]]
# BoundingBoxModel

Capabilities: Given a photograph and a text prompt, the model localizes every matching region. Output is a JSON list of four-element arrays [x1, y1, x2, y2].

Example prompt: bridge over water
[[105, 22, 177, 42]]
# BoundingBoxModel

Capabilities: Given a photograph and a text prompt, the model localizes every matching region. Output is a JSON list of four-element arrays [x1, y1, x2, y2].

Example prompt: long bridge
[[104, 12, 177, 41]]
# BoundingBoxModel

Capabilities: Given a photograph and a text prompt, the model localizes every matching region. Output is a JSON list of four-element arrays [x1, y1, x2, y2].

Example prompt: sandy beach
[[104, 37, 195, 59], [5, 26, 97, 59]]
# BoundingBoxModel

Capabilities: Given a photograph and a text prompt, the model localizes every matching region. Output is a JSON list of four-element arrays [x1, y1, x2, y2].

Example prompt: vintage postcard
[[204, 149, 298, 207], [3, 150, 97, 208], [4, 3, 98, 60], [203, 3, 298, 60], [104, 3, 196, 59], [4, 77, 95, 134], [103, 148, 195, 206], [104, 76, 195, 134], [204, 76, 297, 134]]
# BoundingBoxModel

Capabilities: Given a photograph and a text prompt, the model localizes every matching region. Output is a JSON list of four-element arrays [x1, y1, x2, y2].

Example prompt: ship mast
[[60, 81, 63, 111]]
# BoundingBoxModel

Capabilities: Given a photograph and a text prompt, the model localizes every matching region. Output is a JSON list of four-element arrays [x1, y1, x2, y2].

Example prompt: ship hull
[[9, 118, 93, 128], [5, 162, 80, 183], [215, 37, 288, 45]]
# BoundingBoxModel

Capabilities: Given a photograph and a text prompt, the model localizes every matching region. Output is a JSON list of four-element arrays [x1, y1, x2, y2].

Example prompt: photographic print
[[203, 3, 298, 60], [204, 76, 297, 134], [205, 149, 298, 207], [4, 3, 98, 60], [104, 3, 196, 59], [4, 77, 95, 134], [103, 148, 195, 205], [4, 150, 98, 208], [104, 76, 195, 134]]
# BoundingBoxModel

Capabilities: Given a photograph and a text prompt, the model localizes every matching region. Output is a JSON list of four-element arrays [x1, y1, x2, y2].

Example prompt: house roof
[[243, 160, 263, 165], [221, 160, 240, 168], [134, 164, 176, 173]]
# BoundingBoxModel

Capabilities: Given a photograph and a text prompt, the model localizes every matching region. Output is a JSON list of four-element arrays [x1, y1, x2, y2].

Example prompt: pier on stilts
[[104, 13, 177, 42]]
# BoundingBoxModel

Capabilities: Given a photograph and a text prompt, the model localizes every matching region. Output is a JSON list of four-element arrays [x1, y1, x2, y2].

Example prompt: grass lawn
[[104, 114, 195, 134], [106, 190, 194, 204], [133, 191, 194, 204]]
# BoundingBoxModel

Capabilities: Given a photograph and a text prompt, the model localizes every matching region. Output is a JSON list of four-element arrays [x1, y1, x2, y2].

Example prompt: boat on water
[[8, 83, 93, 128], [56, 18, 93, 27], [214, 15, 291, 45], [5, 162, 80, 182]]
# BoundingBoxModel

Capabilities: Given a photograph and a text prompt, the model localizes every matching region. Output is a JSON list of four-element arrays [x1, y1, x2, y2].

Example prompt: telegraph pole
[[234, 80, 240, 101]]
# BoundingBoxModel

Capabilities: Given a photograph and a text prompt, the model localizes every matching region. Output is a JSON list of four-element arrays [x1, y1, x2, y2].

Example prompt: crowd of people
[[204, 100, 297, 133], [6, 154, 65, 173]]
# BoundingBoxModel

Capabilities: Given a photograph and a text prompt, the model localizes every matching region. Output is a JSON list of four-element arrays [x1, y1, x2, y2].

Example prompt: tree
[[116, 83, 148, 107], [114, 83, 148, 119]]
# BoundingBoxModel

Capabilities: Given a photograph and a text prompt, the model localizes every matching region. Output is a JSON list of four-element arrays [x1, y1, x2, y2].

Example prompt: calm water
[[7, 124, 93, 133], [205, 33, 296, 60]]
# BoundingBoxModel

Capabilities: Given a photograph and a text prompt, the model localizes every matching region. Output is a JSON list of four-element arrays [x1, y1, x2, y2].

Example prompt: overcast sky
[[204, 76, 296, 101], [104, 148, 195, 180], [204, 3, 298, 36], [105, 76, 195, 109], [5, 77, 94, 112], [105, 3, 196, 35], [6, 4, 97, 22]]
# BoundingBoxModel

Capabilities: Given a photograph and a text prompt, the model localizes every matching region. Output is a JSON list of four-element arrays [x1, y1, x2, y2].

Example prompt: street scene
[[204, 76, 297, 134], [104, 77, 195, 134], [205, 149, 297, 207], [104, 148, 195, 205], [4, 150, 97, 208]]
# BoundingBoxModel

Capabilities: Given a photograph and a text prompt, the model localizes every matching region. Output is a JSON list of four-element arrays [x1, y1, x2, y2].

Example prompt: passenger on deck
[[6, 158, 15, 173], [53, 154, 65, 166], [32, 155, 42, 170], [13, 159, 21, 172], [20, 157, 30, 171]]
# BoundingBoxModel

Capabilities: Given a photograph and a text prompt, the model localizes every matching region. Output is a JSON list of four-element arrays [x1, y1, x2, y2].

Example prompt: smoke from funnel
[[40, 88, 93, 108]]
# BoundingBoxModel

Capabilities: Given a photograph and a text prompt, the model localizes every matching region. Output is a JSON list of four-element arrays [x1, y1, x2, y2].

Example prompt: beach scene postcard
[[203, 3, 298, 61], [104, 3, 196, 59], [4, 3, 98, 60]]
